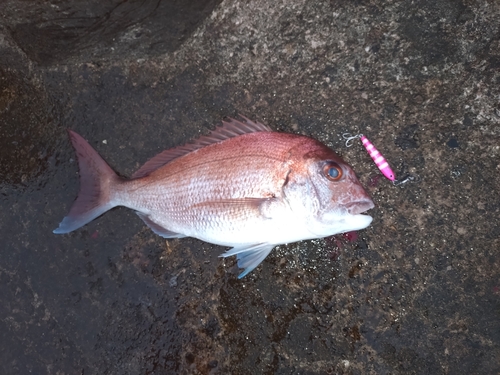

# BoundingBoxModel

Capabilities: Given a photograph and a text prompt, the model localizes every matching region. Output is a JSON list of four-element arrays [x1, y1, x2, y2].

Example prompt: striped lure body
[[343, 133, 396, 181], [360, 135, 395, 181]]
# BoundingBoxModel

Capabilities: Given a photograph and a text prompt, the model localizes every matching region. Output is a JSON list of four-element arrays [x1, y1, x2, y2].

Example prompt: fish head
[[283, 138, 375, 238]]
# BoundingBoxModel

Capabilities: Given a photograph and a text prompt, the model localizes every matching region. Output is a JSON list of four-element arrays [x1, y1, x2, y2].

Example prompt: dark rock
[[1, 0, 499, 374]]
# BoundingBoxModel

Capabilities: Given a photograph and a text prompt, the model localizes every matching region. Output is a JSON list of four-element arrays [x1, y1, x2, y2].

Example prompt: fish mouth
[[345, 199, 375, 215]]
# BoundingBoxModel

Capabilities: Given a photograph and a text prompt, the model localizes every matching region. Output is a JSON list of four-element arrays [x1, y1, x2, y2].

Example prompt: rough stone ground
[[1, 0, 499, 374]]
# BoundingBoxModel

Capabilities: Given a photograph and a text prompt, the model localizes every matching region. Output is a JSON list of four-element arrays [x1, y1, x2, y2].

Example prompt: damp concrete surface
[[0, 0, 499, 374]]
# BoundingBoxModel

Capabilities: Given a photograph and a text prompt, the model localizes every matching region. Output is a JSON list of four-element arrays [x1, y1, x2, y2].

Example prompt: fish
[[54, 116, 375, 278]]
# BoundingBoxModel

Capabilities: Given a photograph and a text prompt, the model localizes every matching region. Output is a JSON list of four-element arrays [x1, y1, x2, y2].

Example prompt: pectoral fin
[[220, 243, 275, 278], [192, 197, 278, 220]]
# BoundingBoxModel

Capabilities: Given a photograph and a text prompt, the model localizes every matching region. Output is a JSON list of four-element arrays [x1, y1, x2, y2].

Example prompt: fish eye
[[323, 162, 343, 181]]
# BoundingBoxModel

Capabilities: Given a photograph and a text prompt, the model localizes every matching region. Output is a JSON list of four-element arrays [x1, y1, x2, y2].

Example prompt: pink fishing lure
[[343, 133, 396, 181]]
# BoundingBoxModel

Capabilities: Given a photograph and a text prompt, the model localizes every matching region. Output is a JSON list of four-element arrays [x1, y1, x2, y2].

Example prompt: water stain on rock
[[0, 66, 59, 186], [395, 124, 420, 150]]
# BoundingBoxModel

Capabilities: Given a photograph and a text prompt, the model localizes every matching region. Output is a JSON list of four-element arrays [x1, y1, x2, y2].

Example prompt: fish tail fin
[[53, 130, 122, 234]]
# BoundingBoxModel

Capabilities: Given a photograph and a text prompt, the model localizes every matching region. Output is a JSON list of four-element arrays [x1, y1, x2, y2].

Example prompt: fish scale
[[54, 117, 374, 278]]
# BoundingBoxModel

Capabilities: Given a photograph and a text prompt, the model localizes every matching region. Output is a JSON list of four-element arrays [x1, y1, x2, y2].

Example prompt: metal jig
[[343, 133, 396, 181]]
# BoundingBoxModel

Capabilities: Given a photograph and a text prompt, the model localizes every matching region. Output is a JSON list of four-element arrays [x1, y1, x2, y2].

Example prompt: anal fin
[[136, 212, 185, 239]]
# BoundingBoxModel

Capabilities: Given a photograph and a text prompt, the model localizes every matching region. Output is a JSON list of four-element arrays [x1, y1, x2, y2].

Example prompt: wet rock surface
[[1, 0, 499, 374]]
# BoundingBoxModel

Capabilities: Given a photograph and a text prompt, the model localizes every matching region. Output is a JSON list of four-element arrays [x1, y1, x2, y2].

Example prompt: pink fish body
[[360, 135, 395, 181], [54, 117, 374, 278]]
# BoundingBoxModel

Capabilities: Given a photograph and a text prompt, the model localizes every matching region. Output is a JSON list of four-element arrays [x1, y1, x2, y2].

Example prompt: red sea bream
[[54, 117, 375, 278]]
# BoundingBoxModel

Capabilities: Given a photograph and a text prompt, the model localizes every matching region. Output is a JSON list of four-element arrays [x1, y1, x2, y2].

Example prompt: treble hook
[[342, 133, 362, 148], [393, 174, 420, 186]]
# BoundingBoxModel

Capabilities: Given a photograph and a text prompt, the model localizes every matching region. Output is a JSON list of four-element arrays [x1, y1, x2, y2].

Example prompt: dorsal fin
[[132, 116, 272, 179]]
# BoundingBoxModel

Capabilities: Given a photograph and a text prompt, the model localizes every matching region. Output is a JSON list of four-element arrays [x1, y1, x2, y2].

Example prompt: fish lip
[[345, 199, 375, 215]]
